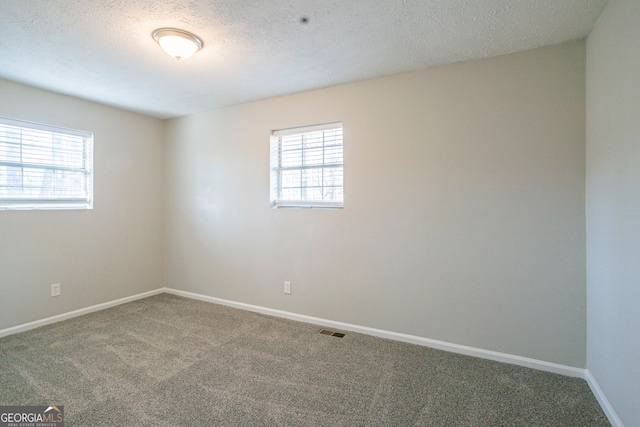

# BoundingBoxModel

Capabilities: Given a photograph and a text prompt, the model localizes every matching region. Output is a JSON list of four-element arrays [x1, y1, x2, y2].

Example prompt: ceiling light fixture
[[152, 28, 203, 60]]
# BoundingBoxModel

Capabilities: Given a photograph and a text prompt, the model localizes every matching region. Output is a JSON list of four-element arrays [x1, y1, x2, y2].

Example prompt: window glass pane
[[302, 168, 322, 188], [304, 187, 323, 201], [280, 169, 301, 188], [325, 186, 343, 201], [281, 187, 301, 200], [323, 167, 344, 188]]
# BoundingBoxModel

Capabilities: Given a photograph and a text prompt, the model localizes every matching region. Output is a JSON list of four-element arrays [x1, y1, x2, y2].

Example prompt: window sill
[[272, 200, 343, 209]]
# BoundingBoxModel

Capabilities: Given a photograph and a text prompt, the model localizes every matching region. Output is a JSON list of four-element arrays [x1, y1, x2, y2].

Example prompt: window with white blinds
[[0, 116, 93, 210], [270, 122, 343, 208]]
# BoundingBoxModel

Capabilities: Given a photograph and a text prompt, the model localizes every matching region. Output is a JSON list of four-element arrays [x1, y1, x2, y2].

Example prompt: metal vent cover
[[318, 329, 346, 338]]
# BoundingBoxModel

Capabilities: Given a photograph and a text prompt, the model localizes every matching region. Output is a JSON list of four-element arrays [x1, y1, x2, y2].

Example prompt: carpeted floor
[[0, 294, 609, 426]]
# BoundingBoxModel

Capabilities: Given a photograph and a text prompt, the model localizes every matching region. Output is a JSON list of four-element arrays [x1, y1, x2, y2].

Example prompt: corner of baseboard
[[585, 369, 625, 427], [0, 288, 165, 339]]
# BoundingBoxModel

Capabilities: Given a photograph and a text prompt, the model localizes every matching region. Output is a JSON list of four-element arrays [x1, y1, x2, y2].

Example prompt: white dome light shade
[[152, 28, 203, 60]]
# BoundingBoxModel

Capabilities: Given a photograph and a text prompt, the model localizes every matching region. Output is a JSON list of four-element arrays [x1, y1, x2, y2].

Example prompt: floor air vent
[[318, 329, 346, 338]]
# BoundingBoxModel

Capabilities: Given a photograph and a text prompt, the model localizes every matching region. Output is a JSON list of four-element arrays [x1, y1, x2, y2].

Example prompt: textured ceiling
[[0, 0, 608, 119]]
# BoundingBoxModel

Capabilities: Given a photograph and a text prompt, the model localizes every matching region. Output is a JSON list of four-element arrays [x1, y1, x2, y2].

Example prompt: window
[[0, 116, 93, 210], [270, 122, 343, 208]]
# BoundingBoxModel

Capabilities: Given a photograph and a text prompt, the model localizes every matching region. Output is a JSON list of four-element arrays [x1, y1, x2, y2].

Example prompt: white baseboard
[[0, 288, 165, 339], [2, 286, 620, 424], [163, 287, 586, 379], [0, 286, 589, 381], [585, 370, 624, 427], [4, 286, 616, 420]]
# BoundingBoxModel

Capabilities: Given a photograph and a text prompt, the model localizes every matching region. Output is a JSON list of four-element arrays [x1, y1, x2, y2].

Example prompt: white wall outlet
[[284, 281, 291, 294], [50, 283, 61, 297]]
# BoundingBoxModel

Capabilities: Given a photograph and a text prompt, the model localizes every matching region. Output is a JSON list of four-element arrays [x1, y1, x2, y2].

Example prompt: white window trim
[[270, 121, 344, 209], [0, 116, 94, 210]]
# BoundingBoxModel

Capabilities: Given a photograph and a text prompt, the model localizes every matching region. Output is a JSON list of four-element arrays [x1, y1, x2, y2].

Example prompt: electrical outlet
[[284, 281, 291, 295], [51, 283, 61, 297]]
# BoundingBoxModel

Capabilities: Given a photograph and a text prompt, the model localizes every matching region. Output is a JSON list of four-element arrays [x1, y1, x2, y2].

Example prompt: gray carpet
[[0, 294, 609, 426]]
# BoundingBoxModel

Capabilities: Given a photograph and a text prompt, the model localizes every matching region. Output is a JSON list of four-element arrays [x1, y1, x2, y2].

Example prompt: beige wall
[[165, 42, 587, 367], [587, 0, 640, 425], [0, 79, 165, 330]]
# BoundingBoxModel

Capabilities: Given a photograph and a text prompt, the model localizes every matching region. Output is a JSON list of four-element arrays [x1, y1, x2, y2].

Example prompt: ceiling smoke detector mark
[[318, 329, 346, 338]]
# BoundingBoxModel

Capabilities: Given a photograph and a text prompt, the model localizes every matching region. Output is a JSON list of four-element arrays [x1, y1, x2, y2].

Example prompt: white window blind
[[0, 116, 93, 210], [270, 122, 343, 208]]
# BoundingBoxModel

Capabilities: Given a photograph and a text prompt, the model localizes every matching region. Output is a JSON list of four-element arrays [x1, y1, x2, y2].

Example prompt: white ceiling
[[0, 0, 608, 119]]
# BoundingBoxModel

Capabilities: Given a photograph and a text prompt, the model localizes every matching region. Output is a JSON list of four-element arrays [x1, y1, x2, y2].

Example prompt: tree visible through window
[[270, 122, 343, 208], [0, 116, 93, 210]]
